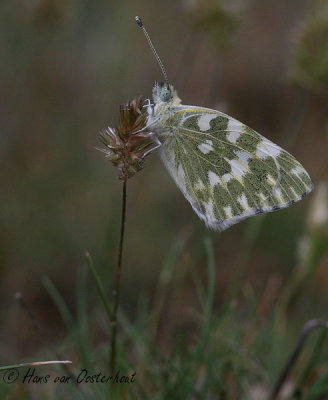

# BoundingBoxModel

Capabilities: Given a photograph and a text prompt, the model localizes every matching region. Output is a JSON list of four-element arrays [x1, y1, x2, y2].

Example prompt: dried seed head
[[99, 98, 159, 180], [289, 4, 328, 93]]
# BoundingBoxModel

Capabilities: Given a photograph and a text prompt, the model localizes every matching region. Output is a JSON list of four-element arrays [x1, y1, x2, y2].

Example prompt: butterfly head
[[152, 83, 181, 105]]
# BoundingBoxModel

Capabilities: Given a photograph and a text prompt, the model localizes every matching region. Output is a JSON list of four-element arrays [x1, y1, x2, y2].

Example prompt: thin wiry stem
[[110, 179, 127, 374], [269, 319, 327, 400]]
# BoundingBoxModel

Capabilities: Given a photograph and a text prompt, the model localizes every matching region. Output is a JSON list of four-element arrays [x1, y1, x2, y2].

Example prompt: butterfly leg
[[143, 98, 154, 109], [142, 134, 162, 157], [130, 116, 160, 135]]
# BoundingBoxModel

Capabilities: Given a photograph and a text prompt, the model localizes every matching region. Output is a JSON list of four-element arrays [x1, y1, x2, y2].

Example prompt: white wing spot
[[202, 200, 215, 221], [222, 173, 232, 182], [290, 166, 304, 177], [177, 164, 187, 192], [198, 139, 214, 154], [273, 187, 284, 202], [208, 171, 220, 187], [256, 140, 281, 159], [197, 113, 217, 131], [227, 120, 242, 143], [237, 193, 250, 210], [268, 143, 282, 157], [229, 159, 248, 180], [227, 131, 241, 144], [177, 164, 184, 178], [228, 119, 242, 131], [224, 206, 233, 218], [235, 151, 250, 164]]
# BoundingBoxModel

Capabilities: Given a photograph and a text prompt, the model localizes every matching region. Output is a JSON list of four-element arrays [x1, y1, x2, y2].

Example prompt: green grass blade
[[85, 252, 114, 321], [76, 264, 92, 367], [303, 366, 328, 400], [203, 236, 216, 322], [294, 322, 328, 396], [41, 276, 74, 331], [0, 360, 72, 372]]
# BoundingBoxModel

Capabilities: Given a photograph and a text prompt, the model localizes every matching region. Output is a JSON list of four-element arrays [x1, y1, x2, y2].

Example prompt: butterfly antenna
[[135, 16, 169, 84]]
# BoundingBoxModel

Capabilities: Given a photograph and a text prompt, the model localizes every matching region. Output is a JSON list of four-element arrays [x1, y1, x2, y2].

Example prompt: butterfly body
[[147, 83, 313, 231]]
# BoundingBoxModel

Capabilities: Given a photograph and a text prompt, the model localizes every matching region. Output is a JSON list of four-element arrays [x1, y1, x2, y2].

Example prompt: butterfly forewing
[[159, 106, 313, 231]]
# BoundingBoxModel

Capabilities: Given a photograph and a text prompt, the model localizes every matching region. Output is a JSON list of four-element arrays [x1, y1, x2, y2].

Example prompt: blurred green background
[[1, 0, 328, 398]]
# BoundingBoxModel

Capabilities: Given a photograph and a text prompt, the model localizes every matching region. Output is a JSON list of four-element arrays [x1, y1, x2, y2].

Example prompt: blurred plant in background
[[289, 1, 328, 93], [184, 0, 243, 51], [293, 182, 328, 300], [24, 0, 67, 26]]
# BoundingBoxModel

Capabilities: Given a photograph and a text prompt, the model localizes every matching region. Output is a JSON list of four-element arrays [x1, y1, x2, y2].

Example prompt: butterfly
[[136, 17, 313, 231]]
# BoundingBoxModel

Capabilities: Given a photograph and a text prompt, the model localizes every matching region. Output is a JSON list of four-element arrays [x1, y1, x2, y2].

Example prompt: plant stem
[[0, 360, 72, 372], [85, 252, 114, 322], [269, 319, 327, 400], [110, 179, 127, 374]]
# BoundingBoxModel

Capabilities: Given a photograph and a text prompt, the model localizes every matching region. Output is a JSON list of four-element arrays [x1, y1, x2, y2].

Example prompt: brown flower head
[[100, 97, 159, 180]]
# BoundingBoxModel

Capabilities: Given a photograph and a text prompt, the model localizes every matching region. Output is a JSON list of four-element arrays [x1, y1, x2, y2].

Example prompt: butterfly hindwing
[[158, 106, 313, 231]]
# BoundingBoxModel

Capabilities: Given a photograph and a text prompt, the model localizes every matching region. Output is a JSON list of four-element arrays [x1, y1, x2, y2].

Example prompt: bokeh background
[[1, 0, 328, 398]]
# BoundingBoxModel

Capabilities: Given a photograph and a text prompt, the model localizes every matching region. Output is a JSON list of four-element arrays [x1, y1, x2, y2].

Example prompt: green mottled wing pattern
[[158, 106, 313, 231]]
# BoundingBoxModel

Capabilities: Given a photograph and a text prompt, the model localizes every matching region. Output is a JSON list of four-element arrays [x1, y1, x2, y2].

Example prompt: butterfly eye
[[159, 87, 173, 102]]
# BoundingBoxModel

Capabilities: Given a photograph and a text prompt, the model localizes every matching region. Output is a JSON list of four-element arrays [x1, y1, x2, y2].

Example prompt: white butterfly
[[136, 17, 313, 231]]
